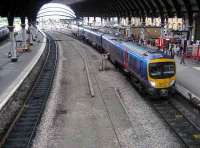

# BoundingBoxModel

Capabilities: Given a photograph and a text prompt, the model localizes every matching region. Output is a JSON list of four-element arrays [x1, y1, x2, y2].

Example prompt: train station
[[0, 0, 200, 147]]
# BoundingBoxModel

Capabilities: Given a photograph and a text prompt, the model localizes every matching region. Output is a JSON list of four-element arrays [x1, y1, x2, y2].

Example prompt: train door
[[124, 48, 128, 69], [140, 61, 144, 78], [100, 35, 103, 51]]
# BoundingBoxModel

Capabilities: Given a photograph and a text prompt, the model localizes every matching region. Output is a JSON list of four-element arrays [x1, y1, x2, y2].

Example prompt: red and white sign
[[155, 37, 165, 49]]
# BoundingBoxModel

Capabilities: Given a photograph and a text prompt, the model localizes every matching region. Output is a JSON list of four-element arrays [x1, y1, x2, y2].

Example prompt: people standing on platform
[[176, 45, 180, 56], [180, 46, 186, 64], [171, 48, 175, 59], [179, 46, 183, 56], [169, 45, 174, 58]]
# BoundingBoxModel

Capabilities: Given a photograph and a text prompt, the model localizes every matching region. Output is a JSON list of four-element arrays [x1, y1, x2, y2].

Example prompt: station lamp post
[[28, 18, 33, 46], [20, 16, 28, 51], [140, 17, 146, 43], [7, 16, 17, 62]]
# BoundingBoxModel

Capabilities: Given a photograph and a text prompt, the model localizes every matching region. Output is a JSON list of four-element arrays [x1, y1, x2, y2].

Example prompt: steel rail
[[0, 33, 58, 148], [71, 27, 200, 147]]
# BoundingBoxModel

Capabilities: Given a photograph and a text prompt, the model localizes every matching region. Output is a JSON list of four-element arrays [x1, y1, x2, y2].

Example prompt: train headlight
[[170, 80, 175, 86], [150, 81, 156, 87]]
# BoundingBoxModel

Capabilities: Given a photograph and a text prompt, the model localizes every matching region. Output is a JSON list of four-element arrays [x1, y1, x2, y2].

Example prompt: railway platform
[[0, 30, 46, 109], [175, 56, 200, 105], [0, 29, 47, 137]]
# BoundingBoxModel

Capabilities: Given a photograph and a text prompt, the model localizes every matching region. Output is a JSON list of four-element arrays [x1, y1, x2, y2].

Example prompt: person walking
[[179, 46, 183, 56], [176, 45, 180, 56], [180, 46, 186, 64], [169, 45, 174, 58], [171, 47, 175, 59]]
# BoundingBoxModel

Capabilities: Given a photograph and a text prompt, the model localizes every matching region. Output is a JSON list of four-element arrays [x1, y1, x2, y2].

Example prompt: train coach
[[78, 27, 107, 52], [82, 28, 102, 48], [101, 34, 118, 54], [109, 41, 176, 98], [72, 26, 176, 98], [71, 26, 99, 43], [0, 26, 9, 41]]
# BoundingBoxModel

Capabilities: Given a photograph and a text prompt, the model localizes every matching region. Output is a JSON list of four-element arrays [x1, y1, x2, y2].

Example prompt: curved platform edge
[[0, 29, 47, 111], [176, 83, 200, 108]]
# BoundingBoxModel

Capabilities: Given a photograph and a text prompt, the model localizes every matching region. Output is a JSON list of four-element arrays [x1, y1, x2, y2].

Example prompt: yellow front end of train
[[147, 58, 176, 97]]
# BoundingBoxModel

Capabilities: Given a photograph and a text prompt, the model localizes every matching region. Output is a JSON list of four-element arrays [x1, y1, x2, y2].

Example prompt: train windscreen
[[149, 62, 175, 79]]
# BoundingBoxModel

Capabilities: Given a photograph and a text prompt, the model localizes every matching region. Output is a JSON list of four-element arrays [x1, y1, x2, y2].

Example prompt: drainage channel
[[152, 99, 200, 148], [0, 33, 58, 148]]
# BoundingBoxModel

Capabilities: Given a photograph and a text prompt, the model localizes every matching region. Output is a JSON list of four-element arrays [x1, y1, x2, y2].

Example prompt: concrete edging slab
[[176, 83, 200, 108], [0, 29, 47, 111]]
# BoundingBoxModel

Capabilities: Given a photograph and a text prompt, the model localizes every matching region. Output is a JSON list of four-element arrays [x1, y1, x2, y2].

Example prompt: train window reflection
[[149, 62, 175, 79]]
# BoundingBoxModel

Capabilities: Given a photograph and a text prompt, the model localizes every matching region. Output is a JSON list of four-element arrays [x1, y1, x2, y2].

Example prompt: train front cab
[[147, 59, 176, 98]]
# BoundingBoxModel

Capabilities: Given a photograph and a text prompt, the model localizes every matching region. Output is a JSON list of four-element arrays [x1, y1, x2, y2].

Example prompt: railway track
[[117, 69, 200, 147], [67, 33, 123, 148], [77, 32, 200, 147], [152, 97, 200, 148], [56, 30, 200, 147], [0, 33, 58, 148], [124, 68, 200, 147]]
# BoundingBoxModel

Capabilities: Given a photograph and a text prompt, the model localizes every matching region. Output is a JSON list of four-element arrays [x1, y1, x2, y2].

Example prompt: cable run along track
[[0, 33, 58, 148]]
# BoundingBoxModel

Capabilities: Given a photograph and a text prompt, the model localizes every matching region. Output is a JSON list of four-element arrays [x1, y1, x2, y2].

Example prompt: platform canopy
[[0, 0, 200, 20]]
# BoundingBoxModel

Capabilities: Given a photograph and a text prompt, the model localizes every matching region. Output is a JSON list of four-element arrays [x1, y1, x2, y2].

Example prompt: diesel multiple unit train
[[71, 25, 176, 98], [0, 26, 9, 41]]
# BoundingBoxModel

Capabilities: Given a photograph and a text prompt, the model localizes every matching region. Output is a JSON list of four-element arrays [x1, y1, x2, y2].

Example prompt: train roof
[[78, 26, 172, 61], [103, 34, 118, 40], [83, 28, 102, 36], [121, 42, 170, 60], [81, 26, 122, 40]]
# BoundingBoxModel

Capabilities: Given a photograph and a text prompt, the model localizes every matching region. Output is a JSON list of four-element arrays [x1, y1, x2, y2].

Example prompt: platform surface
[[0, 30, 46, 109], [175, 56, 200, 99]]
